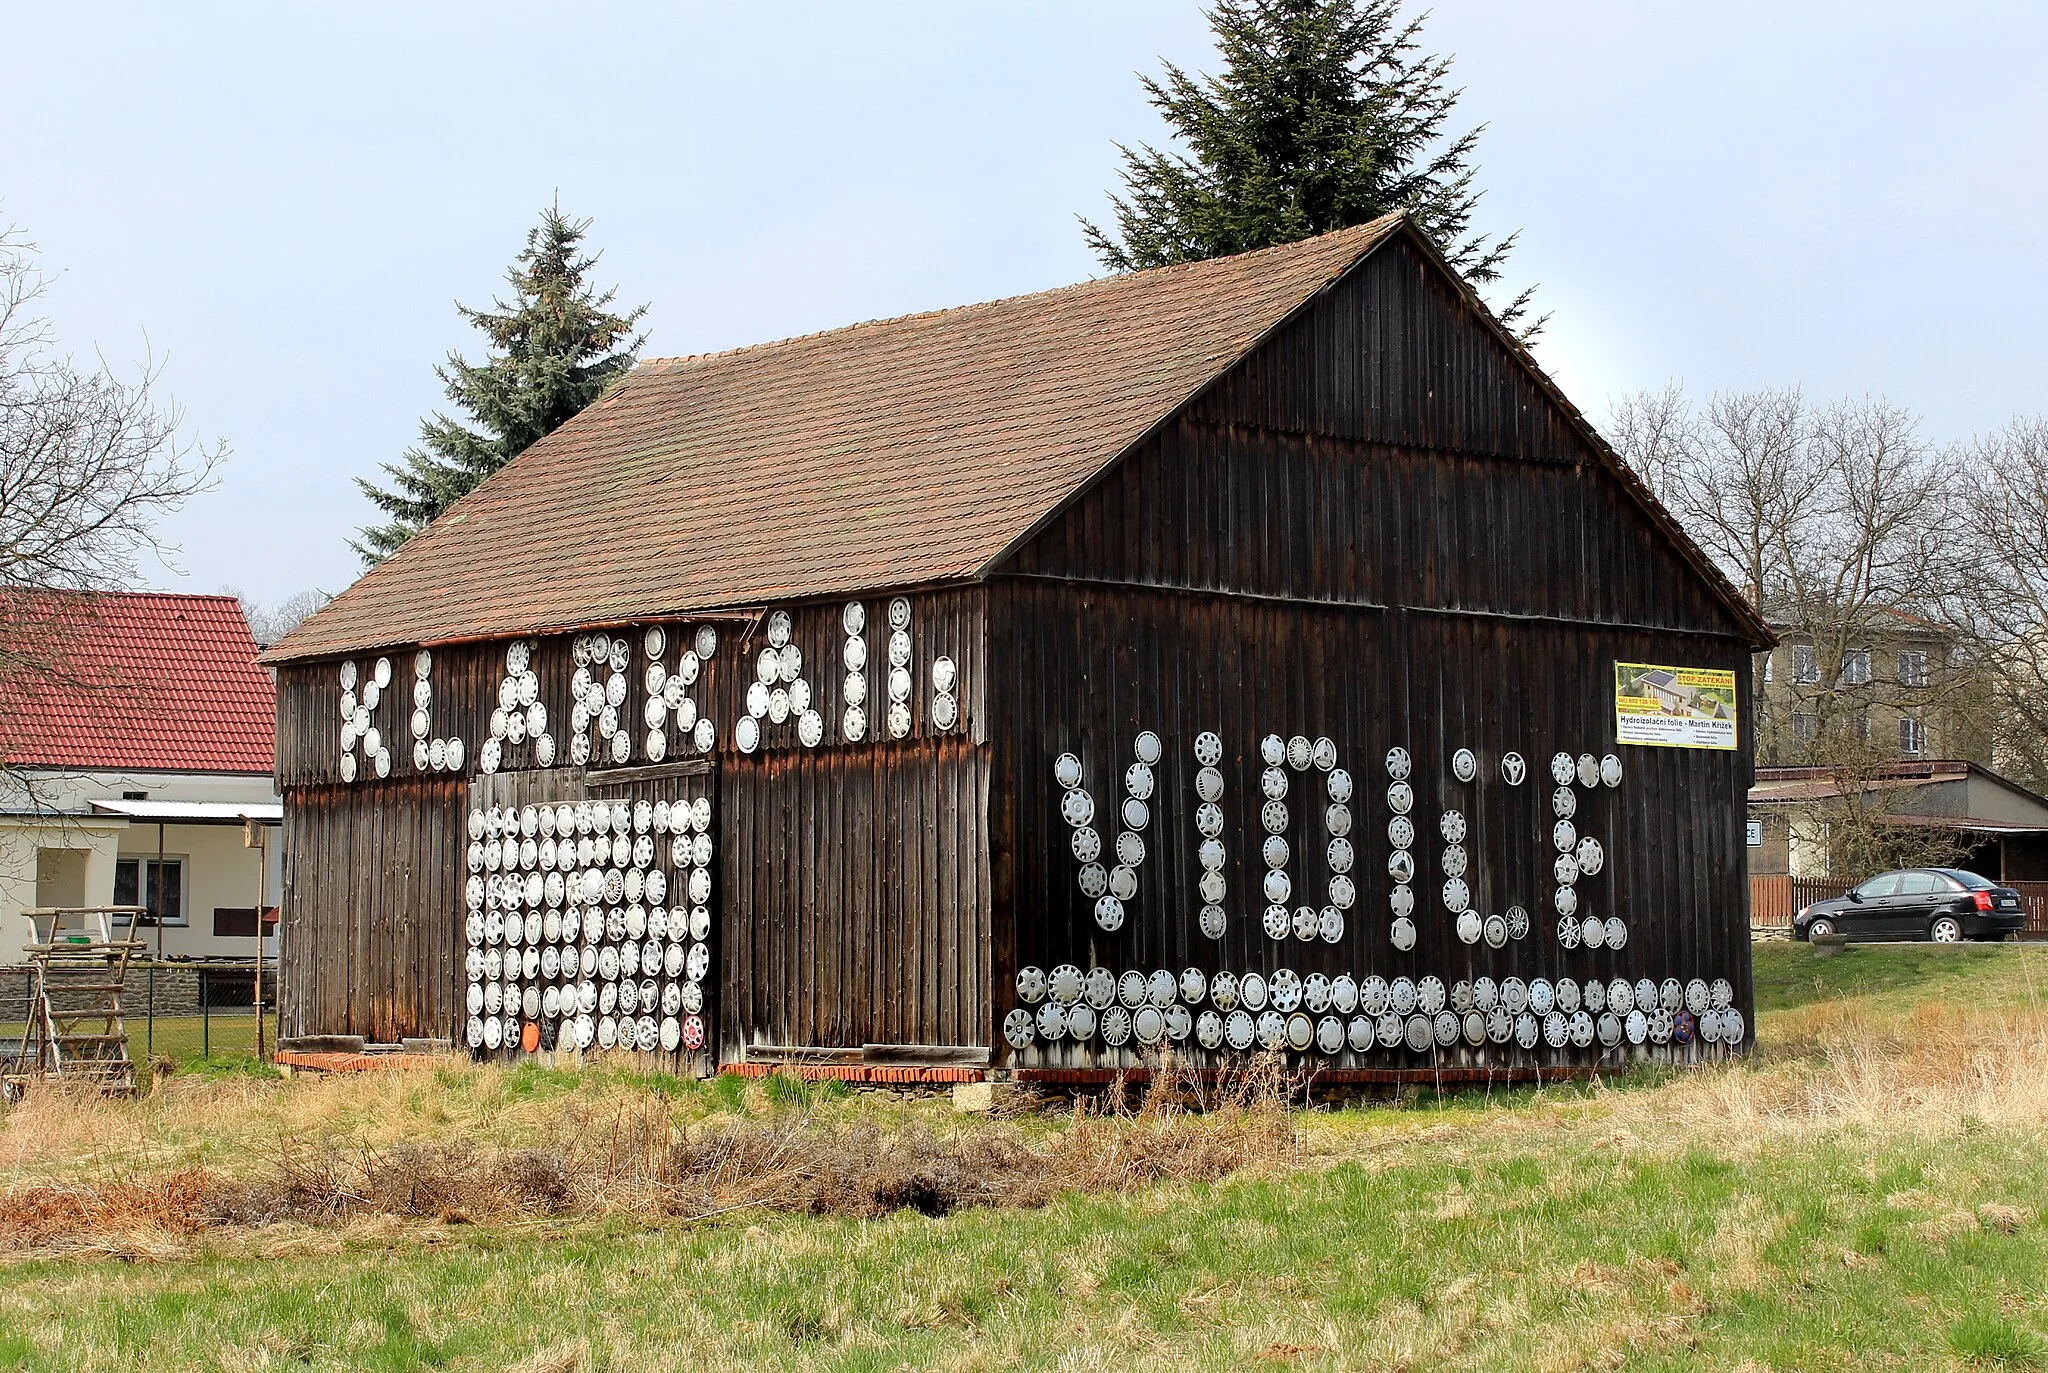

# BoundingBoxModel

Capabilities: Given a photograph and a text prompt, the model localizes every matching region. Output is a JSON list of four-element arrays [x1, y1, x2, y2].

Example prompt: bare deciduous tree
[[1957, 416, 2048, 793], [1612, 385, 1982, 875], [228, 587, 332, 649], [0, 219, 225, 786], [0, 222, 224, 594]]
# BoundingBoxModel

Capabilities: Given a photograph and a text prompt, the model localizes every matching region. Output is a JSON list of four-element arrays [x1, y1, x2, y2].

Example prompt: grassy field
[[2, 942, 2045, 1371]]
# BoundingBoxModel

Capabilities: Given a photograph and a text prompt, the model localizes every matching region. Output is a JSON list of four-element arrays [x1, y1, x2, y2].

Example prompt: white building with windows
[[1757, 609, 1966, 763], [0, 592, 279, 957]]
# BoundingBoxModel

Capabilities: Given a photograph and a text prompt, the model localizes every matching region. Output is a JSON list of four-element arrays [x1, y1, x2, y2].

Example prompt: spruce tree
[[1083, 0, 1539, 334], [354, 203, 647, 562]]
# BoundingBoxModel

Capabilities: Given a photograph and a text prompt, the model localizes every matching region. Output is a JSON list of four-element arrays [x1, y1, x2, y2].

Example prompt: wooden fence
[[1748, 876, 1838, 929], [1750, 875, 2048, 936]]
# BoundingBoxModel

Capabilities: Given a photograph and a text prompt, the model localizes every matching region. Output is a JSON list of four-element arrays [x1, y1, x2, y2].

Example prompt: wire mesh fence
[[2, 961, 276, 1070]]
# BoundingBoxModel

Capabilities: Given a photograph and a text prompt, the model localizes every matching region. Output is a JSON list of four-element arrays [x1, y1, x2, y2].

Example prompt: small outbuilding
[[264, 213, 1770, 1080], [1749, 760, 2048, 882]]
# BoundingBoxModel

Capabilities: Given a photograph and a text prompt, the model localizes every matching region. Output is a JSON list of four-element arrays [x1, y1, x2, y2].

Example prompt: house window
[[1793, 712, 1817, 742], [1898, 650, 1928, 687], [1762, 654, 1774, 683], [1792, 645, 1820, 684], [1841, 650, 1871, 686], [112, 857, 186, 926], [1900, 716, 1926, 756]]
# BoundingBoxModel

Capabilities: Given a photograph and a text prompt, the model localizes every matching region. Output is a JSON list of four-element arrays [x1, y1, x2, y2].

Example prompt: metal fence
[[1, 960, 276, 1066], [1750, 876, 2048, 936]]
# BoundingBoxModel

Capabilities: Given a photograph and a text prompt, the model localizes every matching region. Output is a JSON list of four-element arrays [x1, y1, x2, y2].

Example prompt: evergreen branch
[[1083, 0, 1538, 331], [354, 203, 648, 563]]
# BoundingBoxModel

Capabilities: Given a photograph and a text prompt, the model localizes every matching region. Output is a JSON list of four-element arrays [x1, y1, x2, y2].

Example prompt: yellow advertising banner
[[1613, 662, 1738, 750]]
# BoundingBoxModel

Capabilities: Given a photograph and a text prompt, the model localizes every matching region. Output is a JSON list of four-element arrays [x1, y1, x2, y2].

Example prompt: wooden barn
[[263, 212, 1771, 1083]]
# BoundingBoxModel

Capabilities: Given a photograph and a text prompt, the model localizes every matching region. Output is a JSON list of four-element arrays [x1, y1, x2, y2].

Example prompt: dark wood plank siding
[[274, 589, 986, 1061], [279, 776, 468, 1042], [1189, 234, 1579, 461], [719, 587, 992, 1059], [986, 234, 1756, 1070], [719, 736, 991, 1060], [1007, 423, 1742, 639], [273, 589, 985, 789], [987, 580, 1751, 1070], [271, 230, 1757, 1076], [1005, 233, 1748, 641]]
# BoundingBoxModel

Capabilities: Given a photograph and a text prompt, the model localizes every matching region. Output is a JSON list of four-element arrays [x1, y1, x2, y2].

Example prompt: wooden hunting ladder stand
[[3, 906, 146, 1096]]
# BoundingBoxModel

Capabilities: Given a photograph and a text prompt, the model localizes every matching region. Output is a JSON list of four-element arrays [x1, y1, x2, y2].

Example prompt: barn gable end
[[979, 228, 1758, 1072], [1001, 231, 1756, 643]]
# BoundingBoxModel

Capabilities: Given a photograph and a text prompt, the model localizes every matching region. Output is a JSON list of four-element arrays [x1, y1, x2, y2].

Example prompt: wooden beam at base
[[274, 1050, 453, 1073], [744, 1044, 865, 1064], [724, 1062, 985, 1085], [1010, 1065, 1599, 1087], [861, 1043, 990, 1067]]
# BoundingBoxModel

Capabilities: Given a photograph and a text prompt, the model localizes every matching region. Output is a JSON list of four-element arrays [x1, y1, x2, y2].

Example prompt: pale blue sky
[[5, 3, 2043, 607]]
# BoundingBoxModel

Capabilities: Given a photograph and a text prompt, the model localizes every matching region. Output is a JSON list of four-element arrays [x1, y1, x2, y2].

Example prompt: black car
[[1794, 868, 2026, 943]]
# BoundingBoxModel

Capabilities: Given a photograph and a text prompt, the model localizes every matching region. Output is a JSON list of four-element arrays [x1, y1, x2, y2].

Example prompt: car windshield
[[1942, 869, 1997, 890]]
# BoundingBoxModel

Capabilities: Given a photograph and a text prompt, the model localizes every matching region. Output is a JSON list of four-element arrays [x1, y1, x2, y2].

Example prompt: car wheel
[[1806, 917, 1835, 941], [1930, 915, 1963, 943]]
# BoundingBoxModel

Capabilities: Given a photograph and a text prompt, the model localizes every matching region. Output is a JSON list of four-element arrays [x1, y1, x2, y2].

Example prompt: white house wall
[[0, 815, 124, 949], [0, 768, 279, 959]]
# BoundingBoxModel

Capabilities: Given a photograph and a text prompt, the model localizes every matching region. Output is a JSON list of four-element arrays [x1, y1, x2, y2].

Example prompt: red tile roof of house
[[0, 591, 275, 774]]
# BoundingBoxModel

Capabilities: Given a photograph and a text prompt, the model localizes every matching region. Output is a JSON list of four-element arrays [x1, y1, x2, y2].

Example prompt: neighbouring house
[[1754, 609, 1974, 765], [0, 592, 281, 958], [263, 212, 1770, 1079], [1747, 759, 2048, 881]]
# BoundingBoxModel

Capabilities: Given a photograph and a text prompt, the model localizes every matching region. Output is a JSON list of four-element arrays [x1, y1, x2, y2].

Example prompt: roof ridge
[[0, 588, 245, 602], [637, 215, 1404, 375]]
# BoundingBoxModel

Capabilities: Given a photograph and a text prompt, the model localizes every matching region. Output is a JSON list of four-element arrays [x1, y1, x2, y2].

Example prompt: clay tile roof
[[264, 214, 1409, 664], [0, 591, 276, 774]]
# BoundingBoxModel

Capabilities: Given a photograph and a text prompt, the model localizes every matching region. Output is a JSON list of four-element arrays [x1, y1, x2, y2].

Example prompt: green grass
[[1752, 939, 2048, 1017], [1952, 1310, 2048, 1368], [2, 1123, 2042, 1370], [3, 945, 2047, 1370]]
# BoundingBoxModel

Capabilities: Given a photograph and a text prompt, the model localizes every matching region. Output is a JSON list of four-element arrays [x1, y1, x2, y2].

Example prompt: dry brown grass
[[0, 1166, 216, 1249], [0, 1052, 1296, 1256], [8, 972, 2047, 1266], [1608, 1001, 2048, 1146]]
